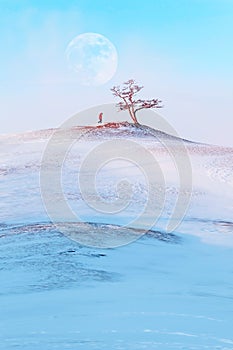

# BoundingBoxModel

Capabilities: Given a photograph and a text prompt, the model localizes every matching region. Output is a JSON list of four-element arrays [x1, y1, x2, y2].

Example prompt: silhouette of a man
[[98, 112, 103, 124]]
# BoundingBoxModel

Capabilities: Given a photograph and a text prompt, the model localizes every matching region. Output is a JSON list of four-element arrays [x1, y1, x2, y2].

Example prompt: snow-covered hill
[[1, 122, 233, 349], [1, 121, 232, 245]]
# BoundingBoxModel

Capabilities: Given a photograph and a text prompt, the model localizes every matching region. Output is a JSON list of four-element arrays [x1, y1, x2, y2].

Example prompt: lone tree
[[111, 79, 163, 124]]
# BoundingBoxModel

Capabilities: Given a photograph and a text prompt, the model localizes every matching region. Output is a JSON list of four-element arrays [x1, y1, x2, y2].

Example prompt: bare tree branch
[[111, 79, 163, 124]]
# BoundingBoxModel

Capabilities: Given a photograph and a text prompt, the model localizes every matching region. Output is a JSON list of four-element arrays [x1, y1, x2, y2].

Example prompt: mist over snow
[[1, 122, 233, 349]]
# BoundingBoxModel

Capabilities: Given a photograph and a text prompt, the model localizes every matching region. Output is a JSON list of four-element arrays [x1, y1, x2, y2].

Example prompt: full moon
[[65, 33, 118, 86]]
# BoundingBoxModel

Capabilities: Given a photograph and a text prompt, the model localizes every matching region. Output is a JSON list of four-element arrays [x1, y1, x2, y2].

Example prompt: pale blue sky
[[1, 0, 233, 145]]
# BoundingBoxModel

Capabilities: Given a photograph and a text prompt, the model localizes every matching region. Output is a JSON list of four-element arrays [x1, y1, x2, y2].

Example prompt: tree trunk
[[128, 108, 137, 124], [132, 111, 139, 124], [129, 107, 138, 124]]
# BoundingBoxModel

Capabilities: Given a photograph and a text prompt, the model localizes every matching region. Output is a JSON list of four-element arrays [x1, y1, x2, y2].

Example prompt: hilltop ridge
[[0, 121, 193, 144]]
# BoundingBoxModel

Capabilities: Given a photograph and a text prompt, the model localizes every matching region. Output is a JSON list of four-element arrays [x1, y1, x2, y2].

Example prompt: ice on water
[[0, 123, 233, 349]]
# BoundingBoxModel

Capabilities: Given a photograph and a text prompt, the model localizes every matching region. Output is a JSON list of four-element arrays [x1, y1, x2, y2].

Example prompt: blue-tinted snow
[[0, 123, 233, 349]]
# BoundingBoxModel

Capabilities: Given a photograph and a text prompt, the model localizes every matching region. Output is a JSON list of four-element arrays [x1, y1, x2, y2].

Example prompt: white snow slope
[[0, 122, 233, 349]]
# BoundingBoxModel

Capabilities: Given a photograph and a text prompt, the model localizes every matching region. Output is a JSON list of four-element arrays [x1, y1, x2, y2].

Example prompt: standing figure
[[98, 112, 103, 124]]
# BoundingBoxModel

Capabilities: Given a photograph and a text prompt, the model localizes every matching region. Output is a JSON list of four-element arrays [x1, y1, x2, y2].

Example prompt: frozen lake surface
[[0, 123, 233, 349]]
